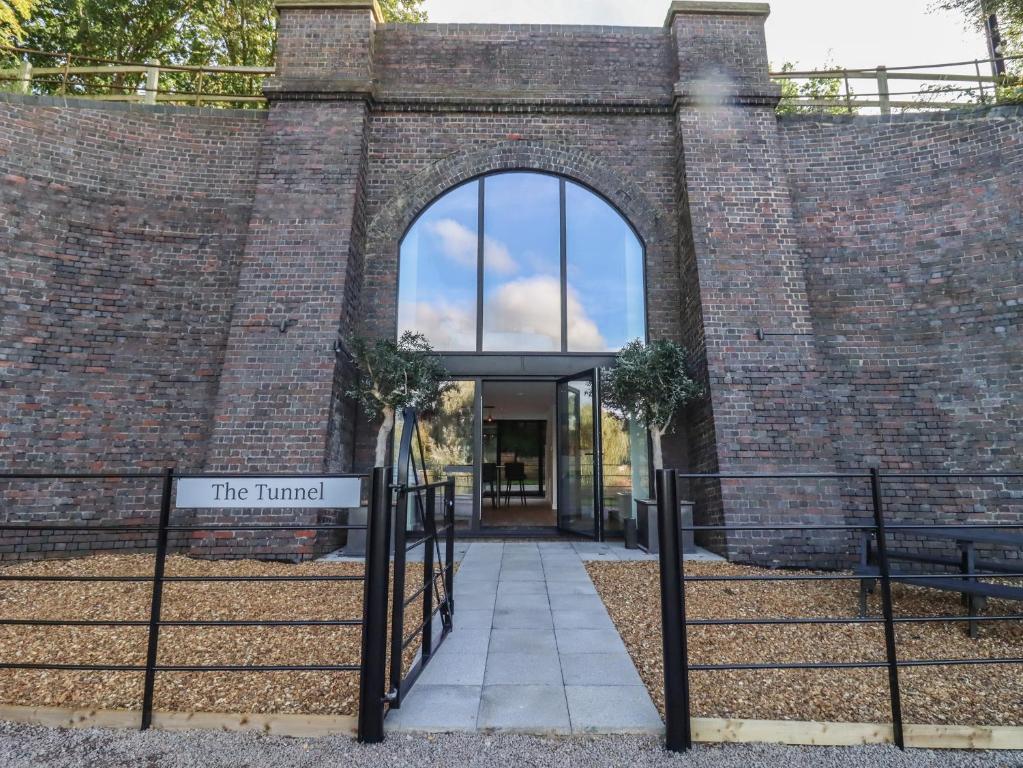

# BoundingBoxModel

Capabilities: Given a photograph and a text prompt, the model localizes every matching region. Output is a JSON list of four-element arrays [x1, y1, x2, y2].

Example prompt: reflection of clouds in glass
[[483, 236, 517, 275], [398, 300, 476, 350], [429, 218, 517, 275], [484, 275, 605, 351]]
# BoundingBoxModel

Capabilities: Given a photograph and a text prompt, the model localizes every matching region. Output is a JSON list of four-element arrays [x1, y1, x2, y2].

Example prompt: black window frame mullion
[[476, 178, 485, 353], [559, 178, 568, 354]]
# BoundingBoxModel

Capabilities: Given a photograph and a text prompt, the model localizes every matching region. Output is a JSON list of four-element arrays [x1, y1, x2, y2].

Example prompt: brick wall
[[782, 109, 1023, 563], [0, 95, 264, 558], [1, 4, 1021, 565]]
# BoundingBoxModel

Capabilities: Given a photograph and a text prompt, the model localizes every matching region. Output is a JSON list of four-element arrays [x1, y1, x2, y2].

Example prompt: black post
[[655, 469, 691, 751], [422, 486, 436, 660], [389, 484, 409, 707], [870, 467, 905, 750], [141, 466, 174, 731], [444, 478, 455, 619], [358, 467, 392, 744]]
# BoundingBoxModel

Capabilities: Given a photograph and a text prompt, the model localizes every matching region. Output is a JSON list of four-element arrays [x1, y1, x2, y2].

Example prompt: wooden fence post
[[144, 60, 160, 105], [17, 60, 32, 95], [877, 66, 891, 115]]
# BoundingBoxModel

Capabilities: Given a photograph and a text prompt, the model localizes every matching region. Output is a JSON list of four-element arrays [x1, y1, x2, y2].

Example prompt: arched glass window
[[397, 171, 645, 353]]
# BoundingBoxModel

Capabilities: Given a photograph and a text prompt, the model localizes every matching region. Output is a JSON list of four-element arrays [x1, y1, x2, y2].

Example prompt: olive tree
[[601, 339, 704, 471], [347, 331, 451, 466]]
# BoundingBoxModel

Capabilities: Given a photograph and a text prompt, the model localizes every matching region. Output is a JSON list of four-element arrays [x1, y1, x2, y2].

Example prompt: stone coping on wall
[[664, 1, 771, 27], [275, 0, 383, 24], [0, 91, 269, 119]]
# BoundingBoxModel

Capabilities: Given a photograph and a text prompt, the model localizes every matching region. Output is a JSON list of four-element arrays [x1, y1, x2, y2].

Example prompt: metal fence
[[0, 466, 456, 743], [653, 468, 1023, 752]]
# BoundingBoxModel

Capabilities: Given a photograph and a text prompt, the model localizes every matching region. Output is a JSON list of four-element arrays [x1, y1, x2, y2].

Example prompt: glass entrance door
[[556, 370, 602, 539]]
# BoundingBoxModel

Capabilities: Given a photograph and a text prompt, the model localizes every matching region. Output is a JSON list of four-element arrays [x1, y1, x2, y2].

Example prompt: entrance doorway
[[397, 372, 650, 539]]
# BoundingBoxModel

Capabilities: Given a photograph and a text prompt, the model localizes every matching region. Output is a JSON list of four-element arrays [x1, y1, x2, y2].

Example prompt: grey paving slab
[[565, 686, 662, 733], [560, 652, 644, 686], [492, 607, 554, 629], [384, 685, 482, 732], [455, 608, 495, 630], [484, 652, 563, 685], [494, 591, 549, 612], [434, 628, 492, 656], [390, 540, 659, 736], [496, 580, 547, 595], [477, 685, 570, 733], [547, 594, 606, 612], [555, 628, 628, 654], [453, 592, 498, 611], [417, 650, 487, 686], [488, 628, 558, 655], [552, 607, 616, 630], [544, 581, 598, 596]]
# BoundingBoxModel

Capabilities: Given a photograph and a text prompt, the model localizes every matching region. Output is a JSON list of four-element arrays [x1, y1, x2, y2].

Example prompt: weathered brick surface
[[1, 5, 1021, 565], [0, 95, 264, 558]]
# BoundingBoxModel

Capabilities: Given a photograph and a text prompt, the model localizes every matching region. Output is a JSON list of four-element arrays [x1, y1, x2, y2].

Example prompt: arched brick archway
[[359, 140, 675, 341]]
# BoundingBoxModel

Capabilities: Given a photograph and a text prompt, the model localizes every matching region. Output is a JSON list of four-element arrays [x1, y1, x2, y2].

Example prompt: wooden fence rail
[[1, 45, 1020, 112]]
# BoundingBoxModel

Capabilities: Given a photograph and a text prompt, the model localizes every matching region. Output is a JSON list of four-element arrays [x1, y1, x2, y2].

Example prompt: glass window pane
[[397, 181, 479, 351], [565, 181, 645, 351], [482, 173, 562, 352]]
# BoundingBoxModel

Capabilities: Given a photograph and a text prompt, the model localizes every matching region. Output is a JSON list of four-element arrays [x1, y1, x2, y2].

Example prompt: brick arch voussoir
[[365, 140, 668, 258]]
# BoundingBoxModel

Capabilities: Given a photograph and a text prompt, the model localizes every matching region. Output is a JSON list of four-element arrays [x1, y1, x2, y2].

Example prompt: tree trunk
[[374, 408, 395, 467], [650, 426, 664, 472]]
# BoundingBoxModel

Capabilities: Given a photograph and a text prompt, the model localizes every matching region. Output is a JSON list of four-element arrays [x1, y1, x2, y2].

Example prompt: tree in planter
[[601, 339, 704, 472], [347, 331, 451, 467]]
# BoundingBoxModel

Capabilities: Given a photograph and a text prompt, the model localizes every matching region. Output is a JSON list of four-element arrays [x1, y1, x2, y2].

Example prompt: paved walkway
[[385, 541, 663, 734]]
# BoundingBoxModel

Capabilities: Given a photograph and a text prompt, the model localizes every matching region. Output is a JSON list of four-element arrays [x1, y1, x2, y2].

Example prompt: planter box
[[635, 498, 697, 555]]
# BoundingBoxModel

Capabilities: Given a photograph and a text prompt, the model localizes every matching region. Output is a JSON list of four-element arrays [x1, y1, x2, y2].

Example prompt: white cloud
[[484, 275, 606, 351], [427, 218, 477, 269], [399, 300, 475, 350], [484, 236, 517, 275], [427, 218, 518, 275]]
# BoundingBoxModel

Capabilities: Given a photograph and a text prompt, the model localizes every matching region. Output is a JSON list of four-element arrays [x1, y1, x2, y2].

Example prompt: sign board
[[175, 477, 361, 509]]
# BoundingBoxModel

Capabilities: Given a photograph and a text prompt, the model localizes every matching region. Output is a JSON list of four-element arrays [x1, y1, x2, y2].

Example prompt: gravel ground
[[0, 554, 437, 716], [0, 722, 1020, 768], [587, 561, 1023, 726]]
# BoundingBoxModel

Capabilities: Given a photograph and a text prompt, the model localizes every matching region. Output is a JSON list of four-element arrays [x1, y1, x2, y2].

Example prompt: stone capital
[[664, 1, 770, 27], [275, 0, 384, 24]]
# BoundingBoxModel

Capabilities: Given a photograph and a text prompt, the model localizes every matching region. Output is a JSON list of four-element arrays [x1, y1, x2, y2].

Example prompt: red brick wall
[[0, 96, 264, 558]]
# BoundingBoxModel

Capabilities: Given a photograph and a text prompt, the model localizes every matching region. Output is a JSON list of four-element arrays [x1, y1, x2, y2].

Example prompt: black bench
[[857, 529, 1023, 638]]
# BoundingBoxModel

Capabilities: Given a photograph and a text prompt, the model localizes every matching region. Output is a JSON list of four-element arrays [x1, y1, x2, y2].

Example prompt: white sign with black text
[[175, 477, 361, 509]]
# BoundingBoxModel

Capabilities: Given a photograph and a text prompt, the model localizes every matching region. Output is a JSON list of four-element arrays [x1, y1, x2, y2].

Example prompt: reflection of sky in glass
[[565, 181, 645, 352], [396, 173, 645, 353], [397, 181, 479, 351], [482, 173, 561, 352]]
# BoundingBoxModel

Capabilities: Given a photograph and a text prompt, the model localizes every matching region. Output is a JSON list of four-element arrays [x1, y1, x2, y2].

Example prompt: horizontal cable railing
[[654, 467, 1023, 752]]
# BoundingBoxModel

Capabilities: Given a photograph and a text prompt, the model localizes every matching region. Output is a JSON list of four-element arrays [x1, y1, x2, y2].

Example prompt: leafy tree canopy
[[775, 61, 854, 116], [601, 339, 704, 471], [20, 0, 425, 66], [346, 331, 451, 465], [933, 0, 1023, 68], [1, 0, 34, 45]]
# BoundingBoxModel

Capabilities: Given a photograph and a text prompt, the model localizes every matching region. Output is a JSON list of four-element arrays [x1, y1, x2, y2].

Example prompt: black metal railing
[[386, 476, 456, 708], [0, 465, 457, 743], [654, 468, 1023, 752]]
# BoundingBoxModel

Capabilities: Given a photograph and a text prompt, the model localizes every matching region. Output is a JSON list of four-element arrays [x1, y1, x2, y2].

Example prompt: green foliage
[[601, 339, 704, 439], [347, 331, 451, 423], [1, 0, 35, 44], [19, 0, 426, 100], [775, 62, 854, 116]]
